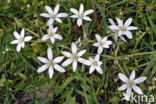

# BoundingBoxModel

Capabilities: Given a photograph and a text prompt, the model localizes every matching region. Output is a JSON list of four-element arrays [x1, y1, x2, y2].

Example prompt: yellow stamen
[[49, 61, 53, 66], [93, 61, 97, 66], [49, 32, 54, 37], [79, 13, 83, 18], [18, 38, 24, 43], [100, 42, 105, 46], [73, 55, 77, 60], [129, 82, 133, 86], [51, 13, 56, 18], [121, 26, 126, 30]]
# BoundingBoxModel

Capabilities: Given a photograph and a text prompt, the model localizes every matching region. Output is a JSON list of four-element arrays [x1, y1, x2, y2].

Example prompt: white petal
[[48, 66, 54, 79], [89, 66, 95, 74], [118, 84, 128, 91], [130, 70, 135, 81], [108, 18, 116, 25], [62, 59, 72, 66], [114, 33, 118, 41], [21, 42, 25, 48], [10, 40, 18, 44], [77, 50, 86, 57], [47, 47, 53, 60], [47, 18, 54, 26], [54, 4, 59, 14], [24, 36, 32, 42], [72, 61, 77, 72], [79, 3, 84, 14], [71, 42, 77, 54], [95, 54, 100, 61], [37, 64, 49, 73], [78, 58, 90, 65], [53, 27, 58, 33], [14, 31, 20, 39], [116, 17, 123, 27], [37, 57, 48, 63], [93, 42, 100, 47], [83, 16, 92, 21], [109, 25, 119, 30], [55, 18, 62, 23], [124, 18, 132, 27], [40, 13, 50, 17], [133, 77, 147, 84], [127, 26, 138, 30], [20, 28, 25, 38], [118, 73, 129, 83], [132, 85, 143, 94], [118, 31, 124, 36], [54, 64, 65, 72], [95, 34, 101, 41], [98, 46, 103, 54], [70, 15, 78, 18], [96, 66, 103, 74], [106, 40, 112, 45], [45, 5, 53, 14], [54, 34, 62, 40], [84, 9, 94, 16], [50, 37, 55, 44], [125, 87, 132, 100], [61, 51, 72, 57], [103, 45, 109, 48], [77, 18, 82, 27], [70, 8, 79, 15], [125, 31, 132, 39], [53, 56, 64, 64], [57, 13, 68, 17], [16, 43, 22, 52], [42, 34, 49, 41], [102, 37, 107, 42], [121, 36, 127, 43]]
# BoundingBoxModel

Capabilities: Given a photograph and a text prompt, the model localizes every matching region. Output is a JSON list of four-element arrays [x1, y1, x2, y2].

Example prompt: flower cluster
[[10, 3, 147, 101]]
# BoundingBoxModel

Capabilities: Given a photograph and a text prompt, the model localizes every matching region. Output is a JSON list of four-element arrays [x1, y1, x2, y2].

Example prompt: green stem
[[25, 28, 39, 36]]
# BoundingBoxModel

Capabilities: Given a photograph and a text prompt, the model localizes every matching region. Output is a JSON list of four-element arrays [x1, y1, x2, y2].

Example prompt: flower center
[[121, 26, 126, 30], [18, 38, 24, 43], [100, 42, 105, 46], [49, 32, 54, 37], [51, 13, 56, 18], [93, 61, 97, 66], [73, 55, 77, 60], [49, 61, 54, 66], [128, 82, 133, 87], [78, 12, 83, 18]]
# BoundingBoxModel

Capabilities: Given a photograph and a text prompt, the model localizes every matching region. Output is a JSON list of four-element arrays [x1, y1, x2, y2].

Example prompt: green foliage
[[0, 0, 156, 103]]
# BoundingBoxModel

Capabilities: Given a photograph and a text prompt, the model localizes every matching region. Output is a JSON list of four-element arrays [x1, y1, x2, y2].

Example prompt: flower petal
[[95, 54, 100, 61], [48, 66, 54, 79], [83, 16, 92, 21], [118, 73, 129, 83], [93, 42, 99, 47], [118, 84, 128, 91], [78, 58, 90, 65], [89, 66, 95, 74], [21, 42, 25, 48], [16, 43, 22, 52], [55, 18, 62, 23], [133, 77, 147, 84], [84, 9, 94, 16], [20, 28, 25, 38], [24, 36, 32, 42], [130, 70, 135, 81], [121, 36, 127, 43], [10, 40, 18, 44], [96, 66, 103, 74], [47, 18, 54, 26], [118, 30, 124, 36], [54, 64, 65, 72], [45, 5, 53, 14], [77, 50, 86, 57], [54, 4, 59, 14], [109, 25, 120, 30], [72, 61, 77, 72], [14, 31, 20, 39], [132, 85, 143, 95], [98, 46, 103, 54], [40, 13, 50, 17], [42, 34, 49, 41], [95, 34, 101, 41], [106, 40, 112, 45], [125, 87, 132, 100], [70, 8, 79, 15], [71, 42, 77, 54], [77, 18, 82, 27], [57, 13, 68, 17], [54, 34, 62, 40], [79, 3, 84, 14], [125, 31, 132, 39], [124, 18, 132, 27], [62, 59, 72, 66], [37, 64, 49, 73], [53, 56, 64, 64], [116, 17, 123, 27], [127, 26, 138, 30], [61, 51, 72, 57], [37, 57, 48, 63], [47, 47, 53, 60], [108, 18, 116, 25], [50, 37, 55, 44], [70, 15, 78, 18]]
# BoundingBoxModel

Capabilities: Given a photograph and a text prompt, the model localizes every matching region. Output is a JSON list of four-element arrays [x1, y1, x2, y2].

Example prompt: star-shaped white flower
[[88, 54, 103, 74], [70, 3, 94, 27], [108, 18, 127, 43], [10, 28, 32, 52], [93, 34, 112, 54], [61, 42, 88, 72], [40, 4, 68, 26], [118, 70, 147, 100], [37, 47, 65, 79], [109, 18, 137, 40], [42, 25, 62, 44]]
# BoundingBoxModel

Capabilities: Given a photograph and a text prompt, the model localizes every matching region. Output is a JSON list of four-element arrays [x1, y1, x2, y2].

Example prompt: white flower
[[109, 17, 137, 41], [61, 42, 88, 72], [10, 28, 32, 52], [40, 4, 68, 26], [37, 47, 65, 79], [88, 54, 103, 74], [70, 3, 94, 27], [93, 34, 112, 54], [75, 37, 82, 47], [108, 18, 127, 43], [42, 25, 62, 44], [118, 70, 147, 100]]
